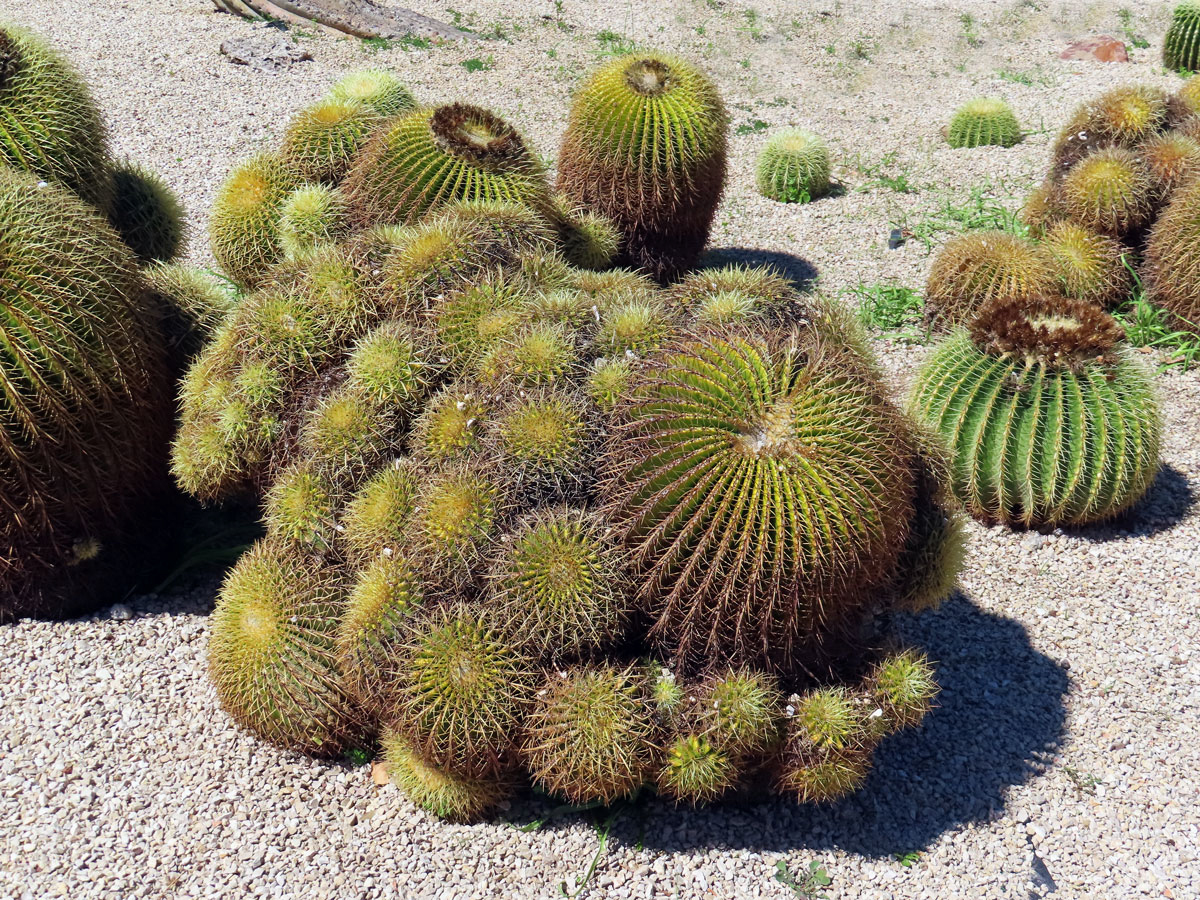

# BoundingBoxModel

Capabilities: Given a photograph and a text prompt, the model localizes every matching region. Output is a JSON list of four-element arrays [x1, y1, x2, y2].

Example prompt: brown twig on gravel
[[211, 0, 473, 42]]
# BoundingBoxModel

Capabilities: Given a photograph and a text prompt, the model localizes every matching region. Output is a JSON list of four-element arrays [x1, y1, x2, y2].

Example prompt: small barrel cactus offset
[[1051, 86, 1169, 175], [1176, 73, 1200, 118], [278, 183, 350, 257], [1139, 131, 1200, 197], [209, 152, 299, 291], [755, 127, 832, 203], [1145, 176, 1200, 332], [550, 193, 622, 271], [0, 168, 173, 621], [0, 24, 112, 207], [909, 293, 1161, 528], [282, 97, 383, 183], [1041, 221, 1132, 308], [329, 68, 417, 117], [1020, 180, 1063, 237], [106, 160, 186, 263], [344, 103, 552, 228], [924, 230, 1056, 331], [946, 98, 1022, 149], [1059, 147, 1154, 237], [142, 262, 236, 376], [1164, 2, 1200, 72], [557, 52, 728, 283], [382, 728, 512, 821]]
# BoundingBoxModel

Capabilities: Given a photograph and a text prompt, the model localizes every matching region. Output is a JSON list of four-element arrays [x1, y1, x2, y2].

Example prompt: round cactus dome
[[756, 128, 832, 203], [946, 98, 1022, 149]]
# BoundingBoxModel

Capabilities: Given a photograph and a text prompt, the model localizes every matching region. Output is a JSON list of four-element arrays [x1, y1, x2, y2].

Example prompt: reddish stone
[[1060, 37, 1129, 63]]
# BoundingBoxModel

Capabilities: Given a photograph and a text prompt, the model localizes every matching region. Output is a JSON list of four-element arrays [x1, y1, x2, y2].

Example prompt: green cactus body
[[668, 264, 802, 328], [924, 231, 1056, 331], [341, 461, 421, 562], [551, 193, 622, 271], [909, 296, 1161, 527], [106, 160, 185, 263], [279, 184, 350, 258], [1060, 147, 1154, 237], [141, 262, 235, 377], [1165, 2, 1200, 72], [344, 103, 551, 228], [1051, 87, 1168, 175], [328, 69, 417, 117], [601, 329, 915, 673], [207, 539, 362, 756], [557, 53, 728, 282], [756, 128, 831, 202], [656, 734, 737, 805], [1139, 132, 1200, 197], [209, 152, 299, 290], [0, 168, 171, 619], [0, 25, 111, 207], [1041, 221, 1132, 308], [1145, 176, 1200, 332], [946, 98, 1022, 149], [282, 97, 383, 183], [264, 462, 338, 549], [382, 728, 510, 821]]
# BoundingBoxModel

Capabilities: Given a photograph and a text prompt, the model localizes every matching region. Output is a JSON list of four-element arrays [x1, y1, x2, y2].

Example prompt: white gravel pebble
[[1, 1, 1198, 898]]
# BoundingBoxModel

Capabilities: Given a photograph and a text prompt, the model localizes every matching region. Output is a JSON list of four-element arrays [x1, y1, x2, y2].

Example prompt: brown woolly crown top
[[429, 103, 526, 167], [624, 59, 674, 97], [969, 293, 1125, 368]]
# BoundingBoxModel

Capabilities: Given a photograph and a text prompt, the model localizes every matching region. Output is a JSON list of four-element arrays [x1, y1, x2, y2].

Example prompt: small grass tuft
[[847, 283, 927, 343]]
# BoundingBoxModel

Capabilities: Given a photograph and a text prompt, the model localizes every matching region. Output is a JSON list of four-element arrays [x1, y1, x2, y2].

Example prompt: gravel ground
[[1, 1, 1199, 898]]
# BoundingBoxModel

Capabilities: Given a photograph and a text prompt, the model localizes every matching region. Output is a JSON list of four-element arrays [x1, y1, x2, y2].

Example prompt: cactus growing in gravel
[[1139, 132, 1200, 197], [870, 649, 938, 733], [106, 160, 185, 263], [755, 127, 831, 203], [278, 184, 350, 257], [600, 328, 917, 673], [382, 729, 510, 821], [946, 98, 1022, 149], [0, 168, 173, 620], [282, 97, 382, 183], [0, 24, 112, 207], [1059, 147, 1155, 237], [1051, 86, 1169, 175], [924, 231, 1056, 331], [344, 103, 552, 228], [909, 293, 1161, 528], [1041, 221, 1132, 308], [209, 152, 299, 290], [1164, 2, 1200, 72], [329, 69, 417, 117], [523, 662, 657, 805], [208, 539, 362, 756], [656, 734, 738, 804], [142, 262, 235, 374], [1145, 177, 1200, 332], [557, 52, 728, 283]]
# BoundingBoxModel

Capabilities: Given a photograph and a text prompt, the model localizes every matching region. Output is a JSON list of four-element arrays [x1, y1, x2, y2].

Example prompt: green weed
[[1114, 265, 1200, 370], [895, 183, 1026, 251], [460, 55, 495, 73], [775, 860, 832, 899], [847, 283, 928, 342]]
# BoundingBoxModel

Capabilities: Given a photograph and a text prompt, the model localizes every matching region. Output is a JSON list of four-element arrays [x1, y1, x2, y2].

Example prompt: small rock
[[108, 603, 133, 621], [1059, 37, 1128, 63], [220, 31, 312, 71]]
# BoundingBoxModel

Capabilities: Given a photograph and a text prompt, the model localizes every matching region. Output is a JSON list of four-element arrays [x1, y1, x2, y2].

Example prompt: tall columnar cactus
[[1145, 176, 1200, 333], [924, 231, 1056, 331], [946, 98, 1022, 149], [600, 329, 917, 673], [909, 294, 1161, 528], [0, 168, 173, 620], [557, 52, 728, 283], [1164, 2, 1200, 73], [755, 128, 831, 203], [0, 24, 112, 207], [344, 103, 552, 228]]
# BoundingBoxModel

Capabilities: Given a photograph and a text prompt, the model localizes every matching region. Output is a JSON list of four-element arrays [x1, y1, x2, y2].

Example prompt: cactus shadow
[[698, 247, 819, 293], [604, 594, 1069, 858], [1070, 463, 1194, 542]]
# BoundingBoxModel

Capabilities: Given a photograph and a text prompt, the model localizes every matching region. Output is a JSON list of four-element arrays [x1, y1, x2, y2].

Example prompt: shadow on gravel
[[1071, 463, 1194, 542], [699, 247, 819, 293], [517, 594, 1069, 859]]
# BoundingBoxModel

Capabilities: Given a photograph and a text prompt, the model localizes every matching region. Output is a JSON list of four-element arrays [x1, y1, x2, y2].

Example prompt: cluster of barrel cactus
[[0, 24, 228, 621], [185, 56, 960, 820], [911, 83, 1174, 530]]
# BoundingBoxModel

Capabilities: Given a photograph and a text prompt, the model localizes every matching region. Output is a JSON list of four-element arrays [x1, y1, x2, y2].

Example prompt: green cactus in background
[[557, 52, 728, 283], [0, 168, 172, 620], [106, 160, 185, 263], [382, 728, 511, 821], [1164, 2, 1200, 72], [282, 97, 382, 183], [0, 24, 112, 207], [344, 103, 552, 228], [278, 184, 350, 258], [1145, 176, 1200, 333], [909, 294, 1161, 527], [523, 662, 657, 805], [328, 69, 417, 117], [601, 328, 916, 673], [924, 231, 1056, 331], [207, 538, 362, 756], [755, 127, 832, 202], [946, 98, 1022, 149], [209, 152, 299, 290]]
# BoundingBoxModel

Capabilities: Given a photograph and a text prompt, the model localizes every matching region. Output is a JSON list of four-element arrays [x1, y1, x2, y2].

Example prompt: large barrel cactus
[[909, 294, 1161, 528], [1145, 176, 1200, 333], [556, 52, 728, 283], [0, 168, 173, 619]]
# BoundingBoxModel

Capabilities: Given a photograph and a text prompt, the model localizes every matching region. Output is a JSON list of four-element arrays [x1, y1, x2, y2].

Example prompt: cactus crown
[[969, 293, 1125, 368], [429, 103, 527, 167]]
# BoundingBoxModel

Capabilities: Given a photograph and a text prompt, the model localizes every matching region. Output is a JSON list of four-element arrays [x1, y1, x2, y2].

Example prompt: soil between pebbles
[[0, 1, 1198, 898]]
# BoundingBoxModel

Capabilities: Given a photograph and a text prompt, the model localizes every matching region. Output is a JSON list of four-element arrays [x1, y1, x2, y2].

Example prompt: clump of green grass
[[595, 29, 635, 56], [1114, 267, 1200, 370], [460, 55, 495, 73], [845, 284, 927, 343], [895, 183, 1026, 251]]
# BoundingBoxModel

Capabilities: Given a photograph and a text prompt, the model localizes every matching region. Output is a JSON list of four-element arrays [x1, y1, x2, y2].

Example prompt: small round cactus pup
[[278, 184, 350, 258], [1019, 180, 1063, 238], [656, 734, 738, 805], [106, 160, 186, 263], [551, 193, 622, 271], [755, 127, 832, 202], [688, 668, 783, 759], [1051, 86, 1168, 175], [523, 662, 658, 805], [264, 462, 339, 550], [381, 728, 512, 822], [869, 649, 938, 734], [946, 98, 1022, 149], [209, 152, 299, 290], [406, 462, 509, 580], [474, 320, 580, 388], [328, 69, 417, 117], [1041, 221, 1133, 308], [340, 460, 421, 563], [667, 264, 800, 327], [586, 355, 635, 415], [777, 745, 872, 804], [282, 97, 383, 183], [141, 262, 236, 374], [1139, 132, 1200, 197], [410, 383, 490, 463], [592, 292, 677, 357], [486, 387, 594, 501], [1060, 147, 1156, 237]]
